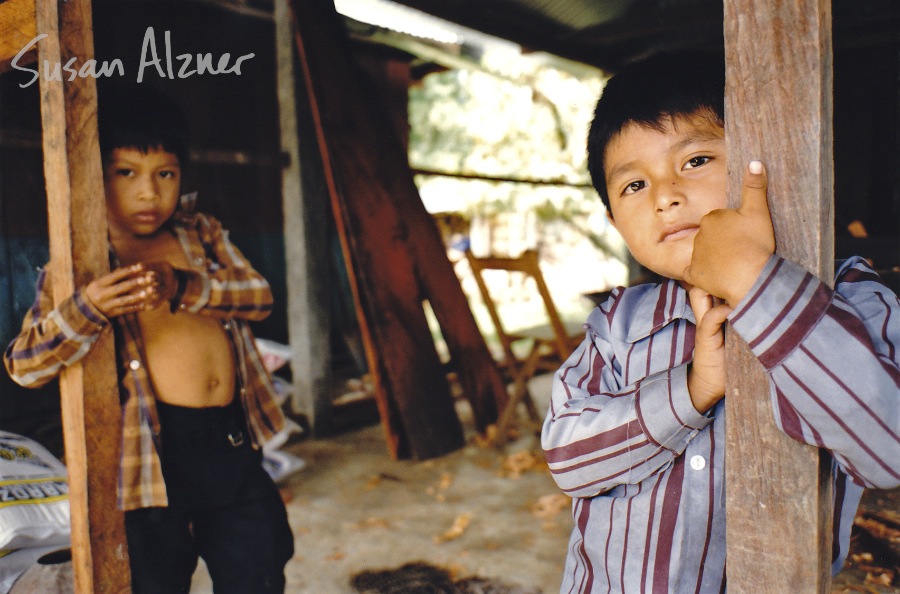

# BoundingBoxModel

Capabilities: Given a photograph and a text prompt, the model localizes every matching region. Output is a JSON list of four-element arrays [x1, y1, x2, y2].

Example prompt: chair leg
[[522, 384, 541, 423], [493, 342, 544, 446]]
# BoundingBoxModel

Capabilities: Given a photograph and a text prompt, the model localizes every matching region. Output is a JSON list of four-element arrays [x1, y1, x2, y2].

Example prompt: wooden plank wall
[[723, 0, 834, 591]]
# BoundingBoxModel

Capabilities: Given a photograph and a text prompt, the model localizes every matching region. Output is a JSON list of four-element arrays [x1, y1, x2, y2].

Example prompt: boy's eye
[[159, 170, 178, 179], [114, 168, 134, 177], [622, 180, 646, 195], [685, 156, 711, 169]]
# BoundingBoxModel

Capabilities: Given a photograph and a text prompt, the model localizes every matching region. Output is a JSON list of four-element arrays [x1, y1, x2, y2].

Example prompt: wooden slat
[[0, 0, 36, 72], [36, 1, 131, 592], [724, 0, 834, 591]]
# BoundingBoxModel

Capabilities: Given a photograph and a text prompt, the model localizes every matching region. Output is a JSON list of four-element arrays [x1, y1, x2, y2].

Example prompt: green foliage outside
[[407, 50, 624, 263], [406, 48, 630, 355]]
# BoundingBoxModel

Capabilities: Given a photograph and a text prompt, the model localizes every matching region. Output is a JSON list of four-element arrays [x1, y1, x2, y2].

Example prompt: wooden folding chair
[[464, 249, 585, 444]]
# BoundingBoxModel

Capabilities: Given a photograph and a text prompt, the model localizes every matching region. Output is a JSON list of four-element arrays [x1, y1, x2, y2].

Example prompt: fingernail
[[749, 160, 763, 174]]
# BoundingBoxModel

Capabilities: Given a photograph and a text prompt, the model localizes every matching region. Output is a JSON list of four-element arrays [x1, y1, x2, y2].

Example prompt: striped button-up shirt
[[4, 208, 285, 511], [542, 255, 900, 593]]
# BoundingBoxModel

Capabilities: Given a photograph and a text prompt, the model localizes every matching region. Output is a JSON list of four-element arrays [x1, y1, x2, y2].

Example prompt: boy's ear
[[606, 209, 617, 230]]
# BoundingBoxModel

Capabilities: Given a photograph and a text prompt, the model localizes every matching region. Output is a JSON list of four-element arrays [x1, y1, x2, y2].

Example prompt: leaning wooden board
[[290, 0, 507, 459]]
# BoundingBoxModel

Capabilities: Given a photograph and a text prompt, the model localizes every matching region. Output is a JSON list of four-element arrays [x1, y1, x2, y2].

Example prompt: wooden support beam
[[724, 0, 834, 591], [275, 0, 333, 434], [36, 1, 131, 592], [0, 0, 36, 72]]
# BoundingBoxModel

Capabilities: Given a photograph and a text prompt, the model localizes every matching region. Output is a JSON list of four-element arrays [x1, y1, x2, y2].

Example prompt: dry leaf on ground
[[473, 425, 498, 448], [437, 472, 454, 490], [501, 450, 546, 478], [434, 512, 473, 543], [531, 493, 571, 519], [351, 517, 390, 530]]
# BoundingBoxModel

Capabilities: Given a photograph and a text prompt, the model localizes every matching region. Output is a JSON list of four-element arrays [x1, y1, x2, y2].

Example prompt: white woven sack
[[0, 432, 70, 552]]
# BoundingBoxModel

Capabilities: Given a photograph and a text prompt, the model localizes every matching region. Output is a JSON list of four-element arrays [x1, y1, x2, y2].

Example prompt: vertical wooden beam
[[275, 0, 333, 435], [724, 0, 833, 591], [36, 1, 130, 592]]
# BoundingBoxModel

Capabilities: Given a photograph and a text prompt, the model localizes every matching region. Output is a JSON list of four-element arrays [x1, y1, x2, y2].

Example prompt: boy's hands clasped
[[84, 262, 178, 319], [683, 161, 776, 307]]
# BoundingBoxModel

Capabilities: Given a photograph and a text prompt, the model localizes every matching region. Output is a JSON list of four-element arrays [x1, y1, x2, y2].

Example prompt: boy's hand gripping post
[[683, 161, 776, 307]]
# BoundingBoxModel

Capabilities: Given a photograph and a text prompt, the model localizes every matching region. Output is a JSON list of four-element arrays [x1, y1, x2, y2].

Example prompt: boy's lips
[[659, 224, 699, 242], [133, 211, 160, 224]]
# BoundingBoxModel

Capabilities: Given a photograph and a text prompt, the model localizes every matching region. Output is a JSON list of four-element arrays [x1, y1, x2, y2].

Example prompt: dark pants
[[125, 399, 294, 594]]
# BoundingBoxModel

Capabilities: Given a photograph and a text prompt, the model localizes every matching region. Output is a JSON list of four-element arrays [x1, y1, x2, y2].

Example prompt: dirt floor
[[190, 373, 568, 593], [186, 373, 900, 594]]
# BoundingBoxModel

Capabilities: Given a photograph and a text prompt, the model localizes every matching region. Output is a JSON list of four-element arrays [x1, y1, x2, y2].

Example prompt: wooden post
[[36, 1, 130, 592], [275, 0, 333, 435], [724, 0, 834, 591]]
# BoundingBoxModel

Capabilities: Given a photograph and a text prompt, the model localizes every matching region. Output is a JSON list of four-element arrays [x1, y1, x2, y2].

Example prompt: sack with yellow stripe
[[0, 432, 69, 551]]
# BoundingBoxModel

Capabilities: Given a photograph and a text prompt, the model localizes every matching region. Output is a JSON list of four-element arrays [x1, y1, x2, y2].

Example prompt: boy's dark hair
[[586, 50, 725, 210], [97, 82, 189, 167]]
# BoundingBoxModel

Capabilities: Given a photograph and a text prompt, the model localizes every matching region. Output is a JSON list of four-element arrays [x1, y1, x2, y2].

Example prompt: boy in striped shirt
[[4, 85, 293, 593], [541, 51, 900, 593]]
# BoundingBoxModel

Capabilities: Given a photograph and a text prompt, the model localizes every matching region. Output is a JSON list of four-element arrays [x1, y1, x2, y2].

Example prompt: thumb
[[688, 286, 713, 324], [738, 160, 770, 216]]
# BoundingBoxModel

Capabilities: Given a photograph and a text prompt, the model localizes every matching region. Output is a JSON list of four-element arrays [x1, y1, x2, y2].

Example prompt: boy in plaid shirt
[[4, 85, 293, 593]]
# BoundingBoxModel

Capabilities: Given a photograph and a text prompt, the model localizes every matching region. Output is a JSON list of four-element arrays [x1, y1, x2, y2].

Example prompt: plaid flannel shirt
[[4, 206, 284, 511]]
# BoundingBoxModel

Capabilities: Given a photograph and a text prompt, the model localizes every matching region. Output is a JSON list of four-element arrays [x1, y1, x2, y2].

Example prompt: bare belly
[[138, 306, 236, 408]]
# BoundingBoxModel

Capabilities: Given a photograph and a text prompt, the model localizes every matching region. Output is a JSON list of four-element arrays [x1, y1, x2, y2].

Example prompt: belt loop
[[227, 431, 245, 447]]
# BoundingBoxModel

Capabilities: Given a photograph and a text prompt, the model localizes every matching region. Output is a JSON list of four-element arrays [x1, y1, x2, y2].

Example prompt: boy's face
[[104, 147, 181, 240], [604, 111, 726, 282]]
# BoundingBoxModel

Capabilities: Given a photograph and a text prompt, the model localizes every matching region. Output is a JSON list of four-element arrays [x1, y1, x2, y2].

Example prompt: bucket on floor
[[9, 548, 73, 594]]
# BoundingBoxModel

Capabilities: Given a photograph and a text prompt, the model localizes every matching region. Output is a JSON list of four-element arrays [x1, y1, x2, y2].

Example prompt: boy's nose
[[654, 183, 684, 212], [136, 177, 161, 201]]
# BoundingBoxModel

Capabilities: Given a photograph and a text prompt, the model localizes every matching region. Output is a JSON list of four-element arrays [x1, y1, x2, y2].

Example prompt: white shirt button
[[690, 455, 706, 471], [194, 257, 204, 266], [128, 360, 141, 371]]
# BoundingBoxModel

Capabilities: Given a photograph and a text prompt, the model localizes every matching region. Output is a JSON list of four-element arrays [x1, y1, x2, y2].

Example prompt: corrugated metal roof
[[335, 0, 463, 44], [389, 0, 900, 71], [172, 0, 900, 71], [506, 0, 628, 29]]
